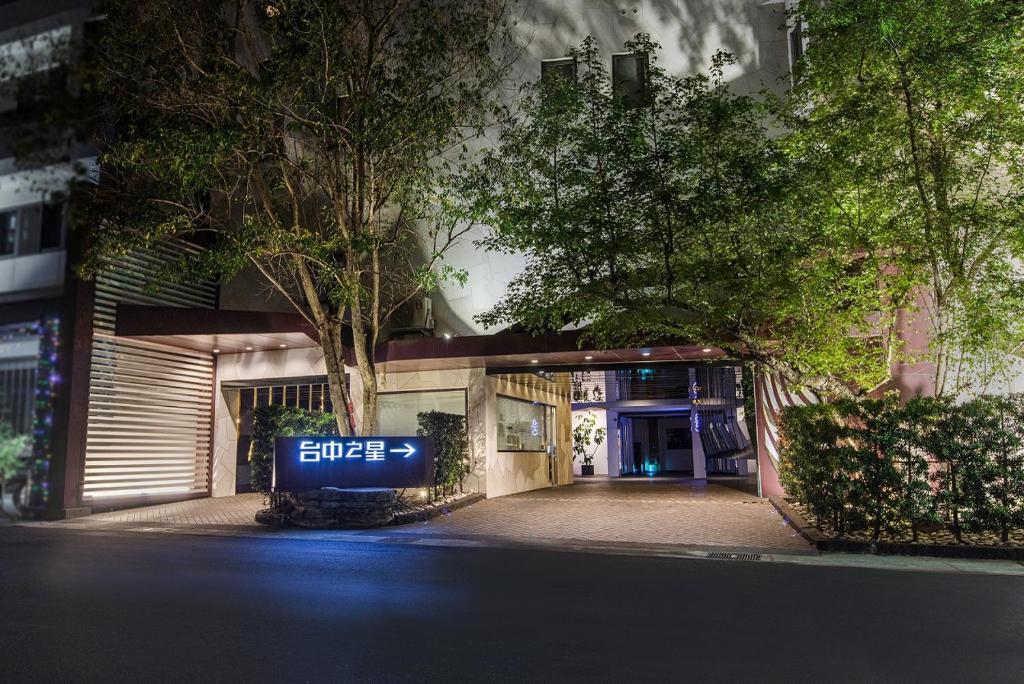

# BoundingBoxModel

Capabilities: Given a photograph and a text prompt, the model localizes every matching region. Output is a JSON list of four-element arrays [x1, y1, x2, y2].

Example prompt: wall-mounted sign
[[273, 436, 435, 491]]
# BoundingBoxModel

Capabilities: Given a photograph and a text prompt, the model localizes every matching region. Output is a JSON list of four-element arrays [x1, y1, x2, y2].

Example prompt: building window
[[612, 52, 649, 107], [541, 57, 576, 83], [496, 395, 550, 452], [789, 20, 805, 77], [378, 389, 467, 436], [39, 201, 64, 250], [0, 210, 16, 256]]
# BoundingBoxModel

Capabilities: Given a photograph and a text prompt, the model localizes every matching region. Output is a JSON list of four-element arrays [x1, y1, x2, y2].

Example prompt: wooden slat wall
[[82, 242, 217, 501]]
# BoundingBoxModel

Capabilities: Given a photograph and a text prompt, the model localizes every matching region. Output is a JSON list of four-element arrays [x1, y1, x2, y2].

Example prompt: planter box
[[580, 464, 595, 476]]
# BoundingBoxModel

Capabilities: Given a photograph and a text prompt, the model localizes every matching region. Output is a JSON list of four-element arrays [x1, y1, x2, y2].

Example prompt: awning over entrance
[[114, 305, 320, 354], [112, 304, 727, 369]]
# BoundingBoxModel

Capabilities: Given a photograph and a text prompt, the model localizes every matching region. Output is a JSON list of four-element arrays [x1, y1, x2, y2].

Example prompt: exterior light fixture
[[443, 332, 452, 340], [702, 348, 712, 353], [584, 355, 593, 360], [212, 349, 220, 354], [641, 351, 651, 357], [530, 359, 539, 364]]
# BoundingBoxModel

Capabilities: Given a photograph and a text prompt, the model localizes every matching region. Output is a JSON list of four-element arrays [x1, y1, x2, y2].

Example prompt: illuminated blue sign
[[273, 436, 435, 491]]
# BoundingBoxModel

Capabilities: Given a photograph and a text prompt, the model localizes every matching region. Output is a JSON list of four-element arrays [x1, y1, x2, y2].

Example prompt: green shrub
[[780, 393, 1024, 544], [778, 402, 854, 536], [250, 405, 338, 495], [417, 410, 468, 498]]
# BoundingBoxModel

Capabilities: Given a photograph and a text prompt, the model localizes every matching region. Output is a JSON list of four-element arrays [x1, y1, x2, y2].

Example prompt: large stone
[[271, 487, 397, 529]]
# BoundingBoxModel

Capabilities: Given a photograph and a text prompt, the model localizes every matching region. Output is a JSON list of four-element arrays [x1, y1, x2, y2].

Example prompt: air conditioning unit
[[391, 295, 434, 336]]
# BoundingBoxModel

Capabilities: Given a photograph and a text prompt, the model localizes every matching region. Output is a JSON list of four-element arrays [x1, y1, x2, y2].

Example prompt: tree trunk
[[320, 324, 353, 437]]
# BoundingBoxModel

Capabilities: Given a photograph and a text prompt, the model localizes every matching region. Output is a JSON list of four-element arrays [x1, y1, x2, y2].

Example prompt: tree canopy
[[78, 0, 513, 433], [788, 0, 1024, 395], [473, 35, 902, 397]]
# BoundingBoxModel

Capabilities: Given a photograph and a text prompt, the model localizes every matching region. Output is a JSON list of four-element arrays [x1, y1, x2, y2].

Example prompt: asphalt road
[[0, 527, 1022, 683]]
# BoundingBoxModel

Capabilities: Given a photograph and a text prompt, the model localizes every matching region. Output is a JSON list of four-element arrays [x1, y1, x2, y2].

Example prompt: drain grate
[[706, 552, 762, 561]]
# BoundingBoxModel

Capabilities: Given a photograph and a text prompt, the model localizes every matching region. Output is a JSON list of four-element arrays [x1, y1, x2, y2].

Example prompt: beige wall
[[487, 374, 572, 498], [212, 348, 570, 499], [211, 347, 327, 497]]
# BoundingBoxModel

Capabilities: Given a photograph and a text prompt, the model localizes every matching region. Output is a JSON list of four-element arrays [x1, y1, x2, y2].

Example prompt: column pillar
[[689, 367, 706, 480]]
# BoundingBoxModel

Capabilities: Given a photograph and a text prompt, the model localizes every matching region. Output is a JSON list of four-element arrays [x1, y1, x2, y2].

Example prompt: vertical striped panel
[[754, 370, 818, 496], [82, 242, 217, 501]]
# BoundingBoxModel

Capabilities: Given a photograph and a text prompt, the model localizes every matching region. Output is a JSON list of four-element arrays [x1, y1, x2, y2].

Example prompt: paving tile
[[73, 478, 811, 551]]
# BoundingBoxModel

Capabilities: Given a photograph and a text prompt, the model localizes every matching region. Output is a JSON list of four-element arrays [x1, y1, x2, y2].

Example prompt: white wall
[[211, 347, 327, 497], [572, 408, 609, 475]]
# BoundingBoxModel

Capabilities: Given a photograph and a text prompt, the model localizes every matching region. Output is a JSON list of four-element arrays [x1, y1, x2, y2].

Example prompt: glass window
[[378, 389, 466, 436], [612, 52, 648, 107], [0, 210, 16, 255], [39, 202, 63, 250], [496, 395, 549, 452], [541, 57, 576, 83]]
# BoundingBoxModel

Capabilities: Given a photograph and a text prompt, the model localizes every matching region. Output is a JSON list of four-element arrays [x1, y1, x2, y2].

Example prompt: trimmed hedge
[[416, 410, 468, 498], [779, 394, 1024, 543], [250, 405, 338, 495]]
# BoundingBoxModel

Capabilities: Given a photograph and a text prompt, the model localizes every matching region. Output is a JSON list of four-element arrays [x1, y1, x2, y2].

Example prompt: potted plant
[[573, 413, 606, 477]]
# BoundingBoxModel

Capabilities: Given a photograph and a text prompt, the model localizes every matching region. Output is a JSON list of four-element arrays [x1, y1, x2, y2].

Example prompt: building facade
[[1, 0, 806, 518]]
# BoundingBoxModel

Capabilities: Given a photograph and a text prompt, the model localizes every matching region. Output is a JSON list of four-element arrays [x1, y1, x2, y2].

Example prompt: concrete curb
[[392, 492, 485, 526], [770, 496, 1024, 561]]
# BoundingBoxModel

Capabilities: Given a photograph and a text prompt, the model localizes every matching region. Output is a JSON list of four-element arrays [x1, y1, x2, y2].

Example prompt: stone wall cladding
[[276, 487, 397, 529]]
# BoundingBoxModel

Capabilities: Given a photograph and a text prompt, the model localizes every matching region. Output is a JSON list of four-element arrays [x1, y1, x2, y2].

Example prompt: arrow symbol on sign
[[390, 443, 416, 458]]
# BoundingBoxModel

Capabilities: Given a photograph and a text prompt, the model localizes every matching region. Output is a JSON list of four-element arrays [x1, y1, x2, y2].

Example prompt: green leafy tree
[[79, 0, 514, 435], [416, 410, 468, 498], [474, 35, 901, 398], [572, 413, 606, 467], [789, 0, 1024, 395]]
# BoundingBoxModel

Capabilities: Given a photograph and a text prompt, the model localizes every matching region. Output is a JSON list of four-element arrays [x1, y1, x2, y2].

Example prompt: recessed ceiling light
[[279, 343, 287, 348], [584, 355, 593, 360], [212, 349, 219, 354], [245, 346, 253, 351], [641, 351, 651, 357], [702, 348, 712, 353], [530, 359, 539, 363]]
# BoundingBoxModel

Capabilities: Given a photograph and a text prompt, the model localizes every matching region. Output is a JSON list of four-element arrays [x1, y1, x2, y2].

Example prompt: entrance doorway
[[619, 412, 694, 476]]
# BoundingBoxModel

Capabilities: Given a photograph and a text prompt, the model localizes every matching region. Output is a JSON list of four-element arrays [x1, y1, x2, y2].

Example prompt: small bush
[[250, 405, 338, 495], [417, 410, 468, 498]]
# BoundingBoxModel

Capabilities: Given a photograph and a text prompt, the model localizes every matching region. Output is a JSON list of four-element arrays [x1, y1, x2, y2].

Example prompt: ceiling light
[[641, 351, 651, 357], [212, 349, 219, 354], [584, 355, 593, 360], [702, 348, 712, 353], [279, 343, 287, 348], [443, 332, 452, 340], [530, 359, 539, 364], [245, 346, 253, 351]]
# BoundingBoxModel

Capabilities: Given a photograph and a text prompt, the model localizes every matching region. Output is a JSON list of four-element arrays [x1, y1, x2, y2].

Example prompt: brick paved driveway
[[75, 478, 810, 552], [396, 477, 812, 551]]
